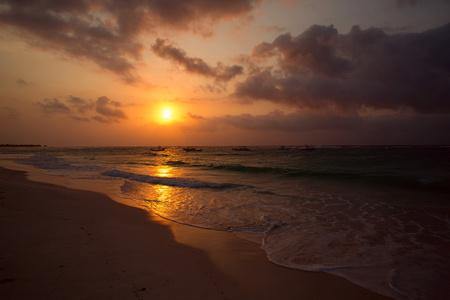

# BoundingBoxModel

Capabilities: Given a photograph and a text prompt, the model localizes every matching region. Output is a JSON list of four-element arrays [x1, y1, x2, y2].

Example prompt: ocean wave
[[102, 169, 241, 189], [206, 162, 289, 174], [19, 153, 73, 169], [207, 161, 449, 192], [126, 161, 156, 166], [141, 152, 169, 157], [164, 160, 189, 166]]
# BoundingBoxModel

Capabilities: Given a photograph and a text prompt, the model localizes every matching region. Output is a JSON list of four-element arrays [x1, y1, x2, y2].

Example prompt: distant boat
[[150, 146, 165, 151], [301, 144, 315, 151], [232, 146, 250, 151], [183, 147, 202, 152]]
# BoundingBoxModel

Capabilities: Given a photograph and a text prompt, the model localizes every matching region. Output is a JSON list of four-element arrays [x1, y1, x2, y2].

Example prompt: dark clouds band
[[236, 23, 450, 113]]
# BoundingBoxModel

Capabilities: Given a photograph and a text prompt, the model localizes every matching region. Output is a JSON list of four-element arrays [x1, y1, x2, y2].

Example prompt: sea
[[1, 145, 449, 299]]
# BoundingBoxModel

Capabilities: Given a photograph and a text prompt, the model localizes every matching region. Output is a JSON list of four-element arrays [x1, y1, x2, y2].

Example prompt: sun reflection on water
[[156, 166, 173, 177], [144, 166, 177, 219], [135, 165, 192, 223], [155, 185, 172, 203]]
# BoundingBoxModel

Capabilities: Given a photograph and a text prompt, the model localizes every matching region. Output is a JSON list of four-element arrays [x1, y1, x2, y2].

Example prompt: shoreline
[[0, 165, 392, 299]]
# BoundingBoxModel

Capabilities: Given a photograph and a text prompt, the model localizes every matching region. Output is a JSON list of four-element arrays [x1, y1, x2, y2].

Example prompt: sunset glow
[[0, 0, 448, 146]]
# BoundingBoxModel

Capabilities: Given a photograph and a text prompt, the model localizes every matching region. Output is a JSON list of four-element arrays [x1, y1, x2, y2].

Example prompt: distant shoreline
[[0, 144, 44, 147]]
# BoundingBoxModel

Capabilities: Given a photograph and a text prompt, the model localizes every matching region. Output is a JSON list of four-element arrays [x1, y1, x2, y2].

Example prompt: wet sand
[[0, 166, 391, 299]]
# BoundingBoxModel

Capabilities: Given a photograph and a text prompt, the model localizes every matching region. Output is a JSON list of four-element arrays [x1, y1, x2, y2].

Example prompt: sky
[[0, 0, 449, 146]]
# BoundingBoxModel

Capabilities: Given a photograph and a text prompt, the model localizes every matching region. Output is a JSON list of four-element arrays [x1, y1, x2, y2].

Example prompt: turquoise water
[[2, 145, 449, 299]]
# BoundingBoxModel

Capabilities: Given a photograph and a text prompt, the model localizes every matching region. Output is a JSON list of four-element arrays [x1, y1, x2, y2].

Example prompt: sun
[[162, 108, 172, 120]]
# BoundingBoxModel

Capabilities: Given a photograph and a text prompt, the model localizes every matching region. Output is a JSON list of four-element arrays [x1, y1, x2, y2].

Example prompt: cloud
[[144, 0, 261, 35], [187, 112, 205, 120], [234, 23, 450, 113], [71, 116, 90, 122], [152, 39, 243, 83], [34, 95, 127, 123], [35, 98, 71, 115], [91, 115, 111, 123], [0, 0, 260, 83], [67, 96, 95, 114], [187, 109, 362, 132], [94, 96, 127, 120], [16, 78, 28, 87], [0, 106, 20, 119], [394, 0, 447, 8], [185, 109, 450, 144], [0, 1, 140, 83]]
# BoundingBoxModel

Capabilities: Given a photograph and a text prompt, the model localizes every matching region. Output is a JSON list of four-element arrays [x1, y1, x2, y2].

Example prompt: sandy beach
[[0, 166, 391, 299]]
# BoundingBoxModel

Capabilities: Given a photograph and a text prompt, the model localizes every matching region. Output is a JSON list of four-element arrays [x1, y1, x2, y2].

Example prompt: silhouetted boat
[[183, 147, 202, 152]]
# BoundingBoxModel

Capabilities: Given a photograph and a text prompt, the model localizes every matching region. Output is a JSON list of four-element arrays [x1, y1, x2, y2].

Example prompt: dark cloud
[[235, 23, 450, 113], [95, 96, 127, 120], [186, 110, 450, 144], [152, 39, 243, 83], [187, 112, 205, 120], [253, 25, 352, 77], [0, 106, 20, 119], [187, 109, 362, 132], [0, 0, 140, 83], [71, 116, 90, 122], [91, 115, 111, 123], [0, 0, 260, 83], [34, 95, 127, 122], [35, 98, 71, 115], [145, 0, 261, 35], [67, 96, 94, 114], [16, 78, 28, 86], [392, 0, 446, 8], [199, 83, 227, 94]]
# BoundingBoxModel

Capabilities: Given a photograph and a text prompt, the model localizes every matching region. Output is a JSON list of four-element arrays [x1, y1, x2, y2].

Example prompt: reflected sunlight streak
[[144, 166, 177, 219], [155, 185, 172, 203], [156, 166, 173, 177]]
